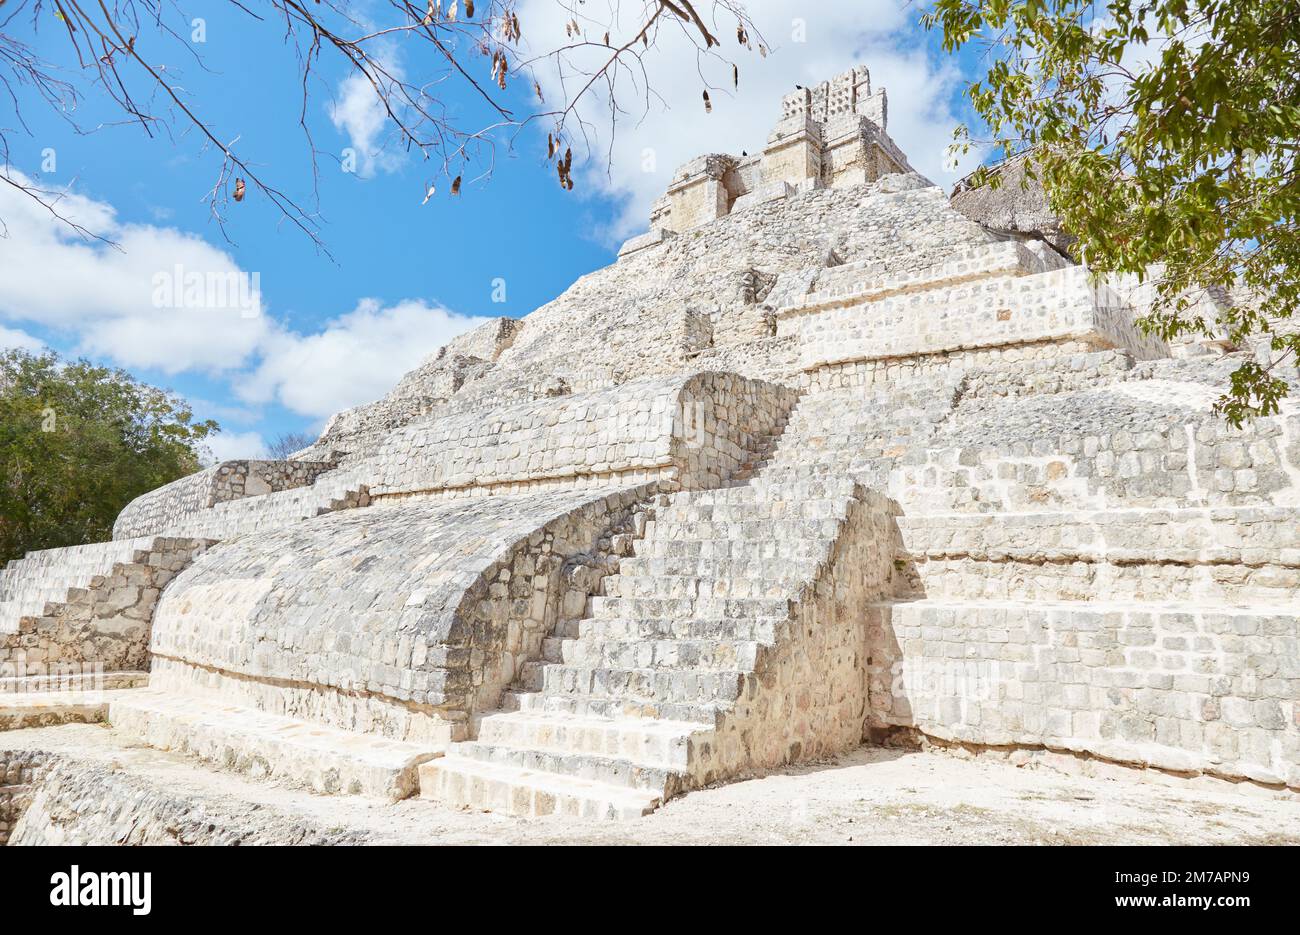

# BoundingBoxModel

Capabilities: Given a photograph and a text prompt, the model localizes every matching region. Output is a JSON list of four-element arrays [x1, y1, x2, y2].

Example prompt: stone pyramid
[[2, 67, 1297, 837]]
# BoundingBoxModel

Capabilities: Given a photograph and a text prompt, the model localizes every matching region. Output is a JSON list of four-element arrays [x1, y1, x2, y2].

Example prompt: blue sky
[[0, 1, 985, 458]]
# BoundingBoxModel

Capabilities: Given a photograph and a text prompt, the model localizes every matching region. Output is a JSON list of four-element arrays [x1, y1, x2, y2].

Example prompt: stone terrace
[[1, 66, 1297, 840]]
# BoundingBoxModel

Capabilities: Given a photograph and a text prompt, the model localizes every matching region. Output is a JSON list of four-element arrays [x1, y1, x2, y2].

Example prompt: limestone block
[[617, 227, 675, 258]]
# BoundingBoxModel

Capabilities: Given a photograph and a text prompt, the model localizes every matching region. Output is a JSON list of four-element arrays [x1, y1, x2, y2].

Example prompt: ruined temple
[[2, 68, 1297, 839]]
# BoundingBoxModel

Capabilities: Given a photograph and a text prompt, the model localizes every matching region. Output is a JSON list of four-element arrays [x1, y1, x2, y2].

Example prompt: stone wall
[[895, 506, 1300, 605], [114, 460, 336, 539], [892, 409, 1300, 512], [702, 486, 898, 778], [789, 265, 1169, 374], [0, 537, 211, 675], [739, 335, 1300, 795], [146, 486, 659, 745], [865, 599, 1299, 788], [367, 372, 797, 499]]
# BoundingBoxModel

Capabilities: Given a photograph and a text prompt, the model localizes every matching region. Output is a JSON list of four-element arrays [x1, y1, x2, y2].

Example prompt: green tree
[[0, 348, 217, 565], [926, 0, 1300, 423]]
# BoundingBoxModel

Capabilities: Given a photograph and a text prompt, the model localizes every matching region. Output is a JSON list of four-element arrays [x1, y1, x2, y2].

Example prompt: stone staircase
[[0, 538, 170, 633], [159, 469, 371, 541], [1, 470, 372, 636], [736, 377, 959, 486], [107, 690, 438, 801], [419, 475, 867, 819]]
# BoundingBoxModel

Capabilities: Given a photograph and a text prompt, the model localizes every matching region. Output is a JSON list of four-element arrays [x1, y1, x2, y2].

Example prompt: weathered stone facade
[[113, 460, 337, 539], [645, 67, 915, 238], [2, 65, 1298, 835]]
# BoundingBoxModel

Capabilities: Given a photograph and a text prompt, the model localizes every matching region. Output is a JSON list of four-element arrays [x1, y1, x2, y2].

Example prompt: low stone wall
[[891, 410, 1300, 512], [701, 486, 898, 780], [895, 506, 1300, 604], [367, 372, 798, 499], [789, 265, 1169, 374], [865, 599, 1299, 789], [956, 349, 1137, 400], [0, 538, 211, 675], [802, 338, 1109, 394], [114, 460, 336, 539], [146, 487, 659, 744]]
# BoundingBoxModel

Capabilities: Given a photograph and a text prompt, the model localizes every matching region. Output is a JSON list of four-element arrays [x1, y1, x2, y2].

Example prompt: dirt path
[[5, 725, 1298, 845]]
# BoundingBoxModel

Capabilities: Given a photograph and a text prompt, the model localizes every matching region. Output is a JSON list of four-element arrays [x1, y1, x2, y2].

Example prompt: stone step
[[602, 573, 804, 600], [0, 536, 210, 632], [450, 740, 687, 794], [541, 636, 565, 661], [419, 754, 662, 820], [589, 595, 793, 620], [803, 425, 943, 444], [642, 518, 845, 542], [472, 710, 705, 770], [0, 688, 141, 730], [616, 554, 823, 580], [514, 660, 547, 691], [635, 537, 833, 561], [653, 497, 852, 522], [108, 690, 440, 801], [552, 618, 582, 640], [500, 689, 725, 725], [571, 614, 790, 642], [161, 479, 370, 540], [0, 670, 147, 694], [681, 478, 852, 507], [551, 635, 763, 671], [538, 663, 745, 705]]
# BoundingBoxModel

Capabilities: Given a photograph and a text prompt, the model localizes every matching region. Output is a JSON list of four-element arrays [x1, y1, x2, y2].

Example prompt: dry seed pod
[[233, 178, 246, 202]]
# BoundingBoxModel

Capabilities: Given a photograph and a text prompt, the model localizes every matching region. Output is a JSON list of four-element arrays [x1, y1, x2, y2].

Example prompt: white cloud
[[516, 0, 979, 238], [329, 59, 408, 177], [0, 172, 491, 430], [241, 298, 489, 420], [0, 170, 271, 373], [204, 429, 269, 463], [0, 324, 42, 352]]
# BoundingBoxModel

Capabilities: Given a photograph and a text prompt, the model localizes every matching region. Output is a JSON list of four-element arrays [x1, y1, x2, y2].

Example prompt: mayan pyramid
[[2, 66, 1297, 837]]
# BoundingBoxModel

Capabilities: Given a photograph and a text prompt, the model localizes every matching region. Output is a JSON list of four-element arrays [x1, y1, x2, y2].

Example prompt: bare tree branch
[[0, 0, 762, 250]]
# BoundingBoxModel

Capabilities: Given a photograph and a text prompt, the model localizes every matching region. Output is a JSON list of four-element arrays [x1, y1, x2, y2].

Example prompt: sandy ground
[[5, 723, 1299, 845]]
